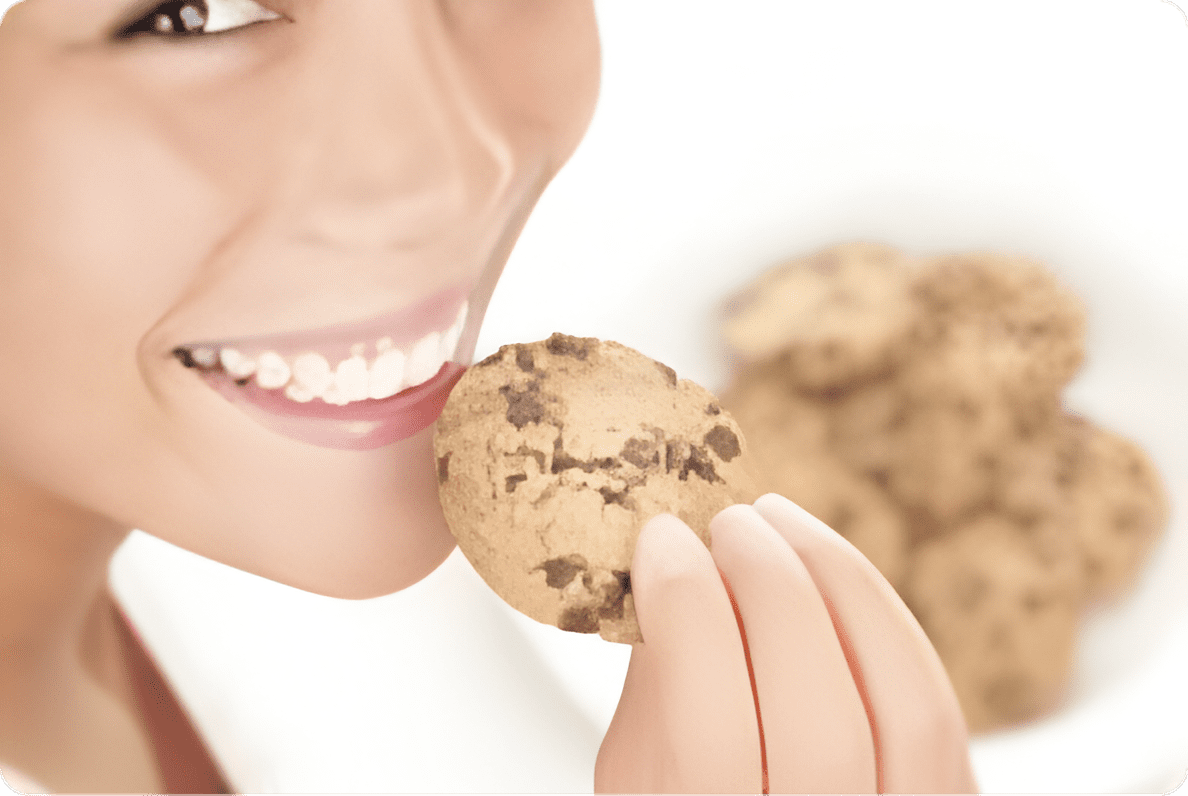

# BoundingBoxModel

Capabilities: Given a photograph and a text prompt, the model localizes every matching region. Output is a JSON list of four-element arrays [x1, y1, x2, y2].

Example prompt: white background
[[7, 0, 1188, 792]]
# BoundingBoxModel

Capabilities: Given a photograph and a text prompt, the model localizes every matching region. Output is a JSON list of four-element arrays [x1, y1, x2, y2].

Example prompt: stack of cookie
[[719, 243, 1168, 731]]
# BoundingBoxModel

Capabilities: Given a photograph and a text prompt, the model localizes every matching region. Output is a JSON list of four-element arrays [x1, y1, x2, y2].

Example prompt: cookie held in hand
[[434, 333, 759, 643]]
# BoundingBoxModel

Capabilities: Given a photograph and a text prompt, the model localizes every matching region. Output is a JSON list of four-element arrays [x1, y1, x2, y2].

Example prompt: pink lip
[[202, 362, 466, 450], [179, 283, 475, 451]]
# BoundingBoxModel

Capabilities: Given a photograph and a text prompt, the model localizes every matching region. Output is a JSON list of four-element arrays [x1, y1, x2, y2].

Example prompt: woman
[[0, 1, 977, 792]]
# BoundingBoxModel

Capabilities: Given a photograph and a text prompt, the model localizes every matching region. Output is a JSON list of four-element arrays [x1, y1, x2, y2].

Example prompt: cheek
[[0, 79, 225, 311], [0, 76, 221, 504]]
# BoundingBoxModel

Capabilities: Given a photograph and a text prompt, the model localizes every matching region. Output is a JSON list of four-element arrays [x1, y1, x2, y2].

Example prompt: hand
[[595, 493, 978, 793]]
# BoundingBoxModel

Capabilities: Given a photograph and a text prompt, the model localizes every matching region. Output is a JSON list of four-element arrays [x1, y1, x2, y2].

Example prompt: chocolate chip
[[505, 473, 528, 493], [809, 250, 841, 274], [616, 570, 631, 595], [704, 425, 741, 462], [508, 444, 547, 473], [536, 554, 589, 589], [552, 438, 617, 474], [598, 486, 631, 506], [620, 437, 660, 470], [680, 445, 719, 484], [436, 453, 451, 484], [598, 601, 624, 620], [832, 503, 856, 535], [499, 382, 545, 429], [954, 573, 989, 611], [1112, 505, 1144, 534], [706, 403, 722, 416], [1022, 590, 1047, 613], [984, 674, 1032, 720], [515, 345, 536, 373], [558, 606, 599, 634], [597, 571, 632, 620], [665, 441, 682, 473], [552, 442, 584, 473], [545, 332, 594, 360]]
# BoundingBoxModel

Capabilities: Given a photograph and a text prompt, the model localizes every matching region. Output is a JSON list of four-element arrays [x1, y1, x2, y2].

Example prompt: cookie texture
[[435, 333, 759, 644], [720, 243, 1168, 731]]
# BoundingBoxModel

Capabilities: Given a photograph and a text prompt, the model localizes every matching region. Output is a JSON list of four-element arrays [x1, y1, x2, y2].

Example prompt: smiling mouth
[[172, 285, 474, 450]]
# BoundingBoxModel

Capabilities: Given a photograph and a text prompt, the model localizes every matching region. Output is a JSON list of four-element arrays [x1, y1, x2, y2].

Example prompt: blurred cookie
[[718, 242, 1168, 731], [828, 376, 1021, 534], [720, 359, 831, 453], [993, 414, 1084, 533], [906, 516, 1083, 732], [721, 242, 918, 394], [764, 452, 908, 592], [1067, 422, 1169, 599], [996, 415, 1169, 600], [435, 333, 759, 644], [911, 252, 1086, 405], [723, 362, 908, 588]]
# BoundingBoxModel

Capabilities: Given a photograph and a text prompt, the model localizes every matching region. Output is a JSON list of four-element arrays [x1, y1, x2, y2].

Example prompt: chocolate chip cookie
[[435, 333, 759, 643]]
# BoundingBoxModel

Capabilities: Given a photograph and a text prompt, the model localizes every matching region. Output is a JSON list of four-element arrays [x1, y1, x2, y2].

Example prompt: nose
[[274, 1, 516, 251]]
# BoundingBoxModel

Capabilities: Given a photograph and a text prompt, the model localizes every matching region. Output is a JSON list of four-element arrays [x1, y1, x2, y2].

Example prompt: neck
[[0, 467, 162, 791], [0, 469, 127, 673]]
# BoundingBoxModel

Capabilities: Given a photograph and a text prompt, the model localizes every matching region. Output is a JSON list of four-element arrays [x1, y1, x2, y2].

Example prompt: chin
[[132, 422, 460, 601]]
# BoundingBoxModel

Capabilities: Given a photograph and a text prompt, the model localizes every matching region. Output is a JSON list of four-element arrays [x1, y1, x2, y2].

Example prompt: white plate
[[104, 1, 1188, 792]]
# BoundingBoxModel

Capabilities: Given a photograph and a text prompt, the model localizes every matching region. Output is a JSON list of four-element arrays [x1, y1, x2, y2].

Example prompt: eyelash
[[115, 0, 280, 40]]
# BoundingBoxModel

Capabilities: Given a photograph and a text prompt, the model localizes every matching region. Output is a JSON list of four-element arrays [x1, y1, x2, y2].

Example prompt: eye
[[116, 0, 282, 40]]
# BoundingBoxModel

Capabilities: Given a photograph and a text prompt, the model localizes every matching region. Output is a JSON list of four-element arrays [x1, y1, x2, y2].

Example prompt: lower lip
[[203, 363, 467, 451]]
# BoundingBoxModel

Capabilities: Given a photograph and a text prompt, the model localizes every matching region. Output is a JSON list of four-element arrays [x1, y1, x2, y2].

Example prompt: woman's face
[[0, 0, 600, 597]]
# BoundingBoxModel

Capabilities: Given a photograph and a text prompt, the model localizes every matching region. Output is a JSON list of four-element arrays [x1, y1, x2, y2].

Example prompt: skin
[[0, 0, 599, 790], [0, 1, 976, 792], [598, 498, 979, 793]]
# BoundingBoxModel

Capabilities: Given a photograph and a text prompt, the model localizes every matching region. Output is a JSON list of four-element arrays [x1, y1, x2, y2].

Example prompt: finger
[[711, 504, 877, 794], [595, 513, 761, 793], [754, 493, 979, 794]]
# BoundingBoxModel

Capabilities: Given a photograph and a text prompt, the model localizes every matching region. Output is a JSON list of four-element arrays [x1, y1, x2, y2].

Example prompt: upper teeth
[[220, 348, 257, 379], [205, 302, 467, 405]]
